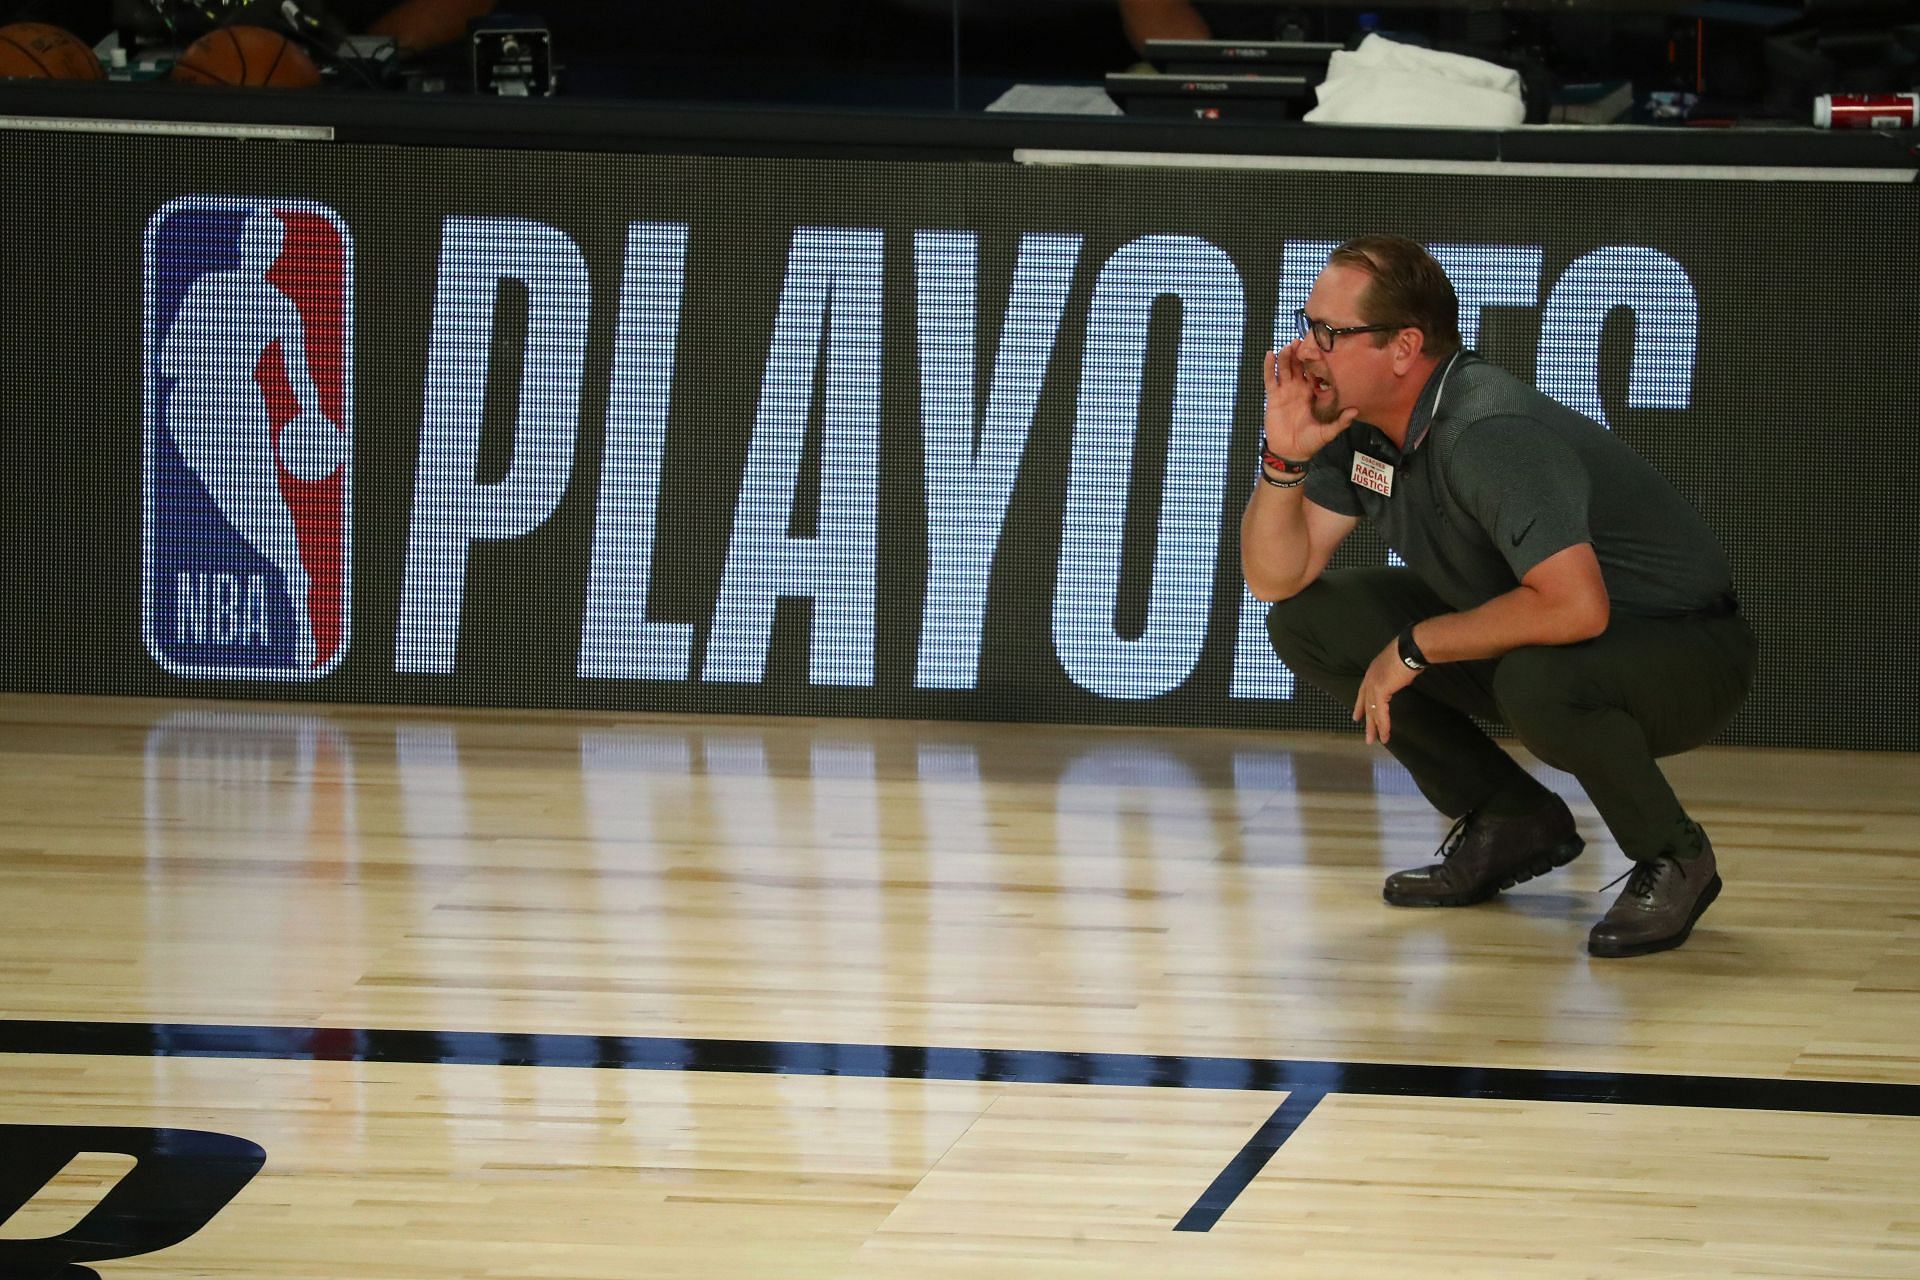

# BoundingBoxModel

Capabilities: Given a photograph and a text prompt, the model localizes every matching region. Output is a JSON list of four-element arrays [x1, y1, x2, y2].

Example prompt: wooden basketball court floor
[[2, 691, 1917, 1278]]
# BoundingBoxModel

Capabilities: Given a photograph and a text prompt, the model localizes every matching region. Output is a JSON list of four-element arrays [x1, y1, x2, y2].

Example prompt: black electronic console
[[1103, 70, 1315, 120], [1140, 39, 1341, 76], [1107, 39, 1336, 121]]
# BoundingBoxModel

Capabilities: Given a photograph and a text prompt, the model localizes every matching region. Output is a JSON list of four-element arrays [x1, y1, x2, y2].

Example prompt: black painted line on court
[[3, 1018, 1917, 1118], [1175, 1088, 1326, 1232]]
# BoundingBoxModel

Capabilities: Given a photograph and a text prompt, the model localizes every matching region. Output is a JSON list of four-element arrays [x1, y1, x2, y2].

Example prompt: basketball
[[0, 22, 106, 80], [171, 25, 323, 89]]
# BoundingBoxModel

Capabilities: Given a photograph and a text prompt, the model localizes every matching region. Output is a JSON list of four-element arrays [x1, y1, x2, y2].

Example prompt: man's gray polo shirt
[[1303, 353, 1733, 618]]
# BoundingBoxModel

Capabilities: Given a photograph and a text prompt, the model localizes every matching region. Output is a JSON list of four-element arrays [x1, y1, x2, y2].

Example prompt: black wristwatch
[[1397, 626, 1430, 672]]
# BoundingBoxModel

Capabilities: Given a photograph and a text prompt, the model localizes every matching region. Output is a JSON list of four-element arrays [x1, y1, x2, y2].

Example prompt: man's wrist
[[1260, 463, 1306, 489], [1397, 624, 1431, 671], [1259, 436, 1310, 475]]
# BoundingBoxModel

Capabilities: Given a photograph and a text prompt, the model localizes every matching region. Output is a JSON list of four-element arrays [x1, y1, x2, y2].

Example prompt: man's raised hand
[[1262, 339, 1359, 463]]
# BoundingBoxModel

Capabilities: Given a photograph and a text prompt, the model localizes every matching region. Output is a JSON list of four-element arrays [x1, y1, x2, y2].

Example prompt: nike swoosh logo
[[1510, 519, 1536, 548]]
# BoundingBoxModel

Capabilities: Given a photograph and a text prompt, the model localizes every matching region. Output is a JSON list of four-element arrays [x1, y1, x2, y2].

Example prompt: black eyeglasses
[[1294, 309, 1398, 352]]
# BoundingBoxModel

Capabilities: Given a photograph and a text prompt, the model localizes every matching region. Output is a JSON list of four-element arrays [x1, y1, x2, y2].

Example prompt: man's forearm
[[1240, 481, 1312, 601], [1411, 580, 1609, 664]]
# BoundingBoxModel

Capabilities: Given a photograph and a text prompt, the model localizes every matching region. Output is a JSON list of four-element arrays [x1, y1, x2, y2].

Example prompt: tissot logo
[[0, 1124, 265, 1279], [142, 196, 354, 680]]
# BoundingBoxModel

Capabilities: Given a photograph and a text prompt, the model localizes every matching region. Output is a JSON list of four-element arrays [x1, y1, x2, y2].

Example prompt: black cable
[[278, 0, 387, 90]]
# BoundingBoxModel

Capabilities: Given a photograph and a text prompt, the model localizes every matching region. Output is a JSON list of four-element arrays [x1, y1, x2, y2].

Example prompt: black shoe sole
[[1383, 835, 1587, 908], [1587, 874, 1723, 958]]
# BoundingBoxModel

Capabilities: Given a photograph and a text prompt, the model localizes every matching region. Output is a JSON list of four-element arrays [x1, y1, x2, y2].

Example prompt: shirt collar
[[1405, 351, 1465, 453]]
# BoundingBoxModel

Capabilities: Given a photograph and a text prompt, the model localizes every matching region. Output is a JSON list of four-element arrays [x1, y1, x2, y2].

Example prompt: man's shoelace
[[1435, 812, 1472, 860], [1600, 858, 1670, 898]]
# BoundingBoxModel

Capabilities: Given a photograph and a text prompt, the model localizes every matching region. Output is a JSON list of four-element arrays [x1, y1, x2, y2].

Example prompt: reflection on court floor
[[3, 694, 1918, 1277]]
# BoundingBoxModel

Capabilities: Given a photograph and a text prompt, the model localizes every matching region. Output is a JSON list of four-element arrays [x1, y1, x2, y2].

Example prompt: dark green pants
[[1267, 568, 1758, 861]]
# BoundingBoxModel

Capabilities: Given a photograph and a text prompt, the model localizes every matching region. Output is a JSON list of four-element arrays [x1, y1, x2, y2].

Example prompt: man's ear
[[1390, 326, 1426, 374]]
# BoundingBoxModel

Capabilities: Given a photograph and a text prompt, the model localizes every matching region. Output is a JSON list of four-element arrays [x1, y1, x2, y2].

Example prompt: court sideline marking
[[3, 1018, 1916, 1232]]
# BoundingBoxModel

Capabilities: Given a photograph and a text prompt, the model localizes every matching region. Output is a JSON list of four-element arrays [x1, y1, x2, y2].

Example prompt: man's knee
[[1262, 584, 1324, 665], [1262, 577, 1377, 678], [1263, 568, 1441, 678]]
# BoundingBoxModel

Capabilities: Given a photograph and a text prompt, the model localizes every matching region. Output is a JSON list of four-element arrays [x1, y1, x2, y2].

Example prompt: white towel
[[1304, 34, 1526, 128]]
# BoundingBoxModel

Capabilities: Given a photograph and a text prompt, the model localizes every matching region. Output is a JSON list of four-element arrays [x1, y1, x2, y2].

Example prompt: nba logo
[[143, 197, 352, 679]]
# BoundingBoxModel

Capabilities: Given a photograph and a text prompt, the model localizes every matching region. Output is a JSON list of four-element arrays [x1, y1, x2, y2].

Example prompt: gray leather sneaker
[[1383, 795, 1585, 907], [1587, 840, 1721, 958]]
